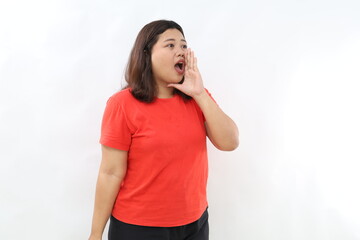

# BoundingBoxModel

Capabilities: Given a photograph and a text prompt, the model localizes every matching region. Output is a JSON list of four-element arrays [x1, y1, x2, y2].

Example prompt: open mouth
[[174, 61, 185, 74]]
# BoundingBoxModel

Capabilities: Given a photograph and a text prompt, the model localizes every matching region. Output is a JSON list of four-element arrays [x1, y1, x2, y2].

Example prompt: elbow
[[207, 125, 240, 151], [221, 124, 240, 151], [219, 141, 239, 151], [215, 136, 240, 152], [229, 139, 240, 151], [224, 129, 240, 151]]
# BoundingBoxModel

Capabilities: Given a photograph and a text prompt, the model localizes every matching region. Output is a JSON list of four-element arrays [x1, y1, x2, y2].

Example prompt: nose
[[177, 47, 185, 58]]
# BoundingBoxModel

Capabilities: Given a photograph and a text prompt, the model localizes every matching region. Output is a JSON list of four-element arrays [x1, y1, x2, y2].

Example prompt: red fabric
[[100, 89, 212, 227]]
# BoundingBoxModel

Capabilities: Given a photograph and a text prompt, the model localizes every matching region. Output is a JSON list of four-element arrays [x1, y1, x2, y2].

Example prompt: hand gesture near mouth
[[168, 49, 206, 98]]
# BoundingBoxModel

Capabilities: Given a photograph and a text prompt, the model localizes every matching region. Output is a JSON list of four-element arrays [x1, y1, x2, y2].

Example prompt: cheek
[[151, 56, 161, 74], [151, 54, 171, 74], [152, 52, 167, 65]]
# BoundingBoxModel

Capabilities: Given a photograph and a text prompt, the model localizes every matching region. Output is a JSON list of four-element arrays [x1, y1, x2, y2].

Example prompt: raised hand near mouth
[[168, 48, 206, 98]]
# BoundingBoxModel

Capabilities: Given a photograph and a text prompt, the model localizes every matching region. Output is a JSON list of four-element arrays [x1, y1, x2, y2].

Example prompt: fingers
[[185, 48, 196, 71], [190, 50, 194, 70], [194, 56, 198, 71], [185, 49, 190, 71]]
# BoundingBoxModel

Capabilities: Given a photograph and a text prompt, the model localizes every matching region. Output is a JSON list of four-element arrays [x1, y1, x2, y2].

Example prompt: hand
[[168, 48, 206, 98]]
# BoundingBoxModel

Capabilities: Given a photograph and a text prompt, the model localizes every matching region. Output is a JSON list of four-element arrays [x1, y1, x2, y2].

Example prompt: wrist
[[89, 235, 102, 240], [89, 231, 103, 239], [192, 89, 208, 102], [192, 89, 207, 100]]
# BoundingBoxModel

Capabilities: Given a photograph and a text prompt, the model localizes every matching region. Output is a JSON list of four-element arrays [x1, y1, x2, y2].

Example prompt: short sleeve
[[99, 96, 132, 151]]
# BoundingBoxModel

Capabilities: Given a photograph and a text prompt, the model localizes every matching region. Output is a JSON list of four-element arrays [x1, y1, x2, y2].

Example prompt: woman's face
[[151, 28, 187, 87]]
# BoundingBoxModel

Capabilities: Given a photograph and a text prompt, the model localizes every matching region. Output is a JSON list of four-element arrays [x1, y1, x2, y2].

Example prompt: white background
[[1, 0, 360, 239]]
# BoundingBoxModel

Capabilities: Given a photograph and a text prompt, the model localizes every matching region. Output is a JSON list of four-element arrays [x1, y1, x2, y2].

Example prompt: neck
[[156, 82, 174, 99]]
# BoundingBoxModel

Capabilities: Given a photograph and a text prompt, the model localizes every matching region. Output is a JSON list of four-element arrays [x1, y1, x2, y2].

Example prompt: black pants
[[108, 208, 209, 240]]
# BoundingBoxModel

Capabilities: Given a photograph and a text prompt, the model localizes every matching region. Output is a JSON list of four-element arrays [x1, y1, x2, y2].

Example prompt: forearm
[[89, 172, 123, 239], [194, 91, 239, 151]]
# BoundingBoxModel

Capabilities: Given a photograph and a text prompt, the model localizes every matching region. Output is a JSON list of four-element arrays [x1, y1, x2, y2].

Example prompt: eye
[[166, 43, 175, 48], [182, 45, 188, 49]]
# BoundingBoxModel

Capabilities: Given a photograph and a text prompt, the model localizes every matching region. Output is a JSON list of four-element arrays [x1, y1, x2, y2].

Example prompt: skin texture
[[151, 28, 187, 98], [89, 146, 127, 240], [89, 28, 239, 240], [151, 29, 239, 150], [166, 31, 239, 151]]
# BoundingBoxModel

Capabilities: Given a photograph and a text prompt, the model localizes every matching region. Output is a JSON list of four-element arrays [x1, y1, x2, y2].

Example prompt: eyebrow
[[163, 38, 187, 43]]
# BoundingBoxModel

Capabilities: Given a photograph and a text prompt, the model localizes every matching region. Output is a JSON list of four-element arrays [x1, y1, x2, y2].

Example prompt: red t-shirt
[[100, 88, 211, 227]]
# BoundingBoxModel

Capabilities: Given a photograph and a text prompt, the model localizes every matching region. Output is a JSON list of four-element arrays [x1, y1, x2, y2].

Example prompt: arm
[[194, 91, 239, 151], [89, 145, 128, 240], [168, 48, 239, 151]]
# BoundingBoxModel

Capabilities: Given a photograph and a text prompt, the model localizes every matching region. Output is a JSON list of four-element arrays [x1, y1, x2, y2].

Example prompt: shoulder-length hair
[[124, 20, 191, 103]]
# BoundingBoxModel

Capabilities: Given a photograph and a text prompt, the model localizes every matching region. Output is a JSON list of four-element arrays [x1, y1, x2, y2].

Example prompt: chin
[[166, 77, 183, 84]]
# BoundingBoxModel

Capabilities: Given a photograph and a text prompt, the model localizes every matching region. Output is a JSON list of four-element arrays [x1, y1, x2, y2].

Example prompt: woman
[[89, 20, 239, 240]]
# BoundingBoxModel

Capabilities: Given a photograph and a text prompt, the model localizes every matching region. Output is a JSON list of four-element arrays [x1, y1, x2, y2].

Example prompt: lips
[[174, 60, 185, 74]]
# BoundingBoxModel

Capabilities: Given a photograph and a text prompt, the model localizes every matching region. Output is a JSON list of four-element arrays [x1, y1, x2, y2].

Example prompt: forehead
[[157, 28, 185, 41]]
